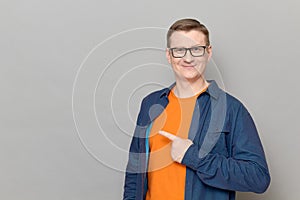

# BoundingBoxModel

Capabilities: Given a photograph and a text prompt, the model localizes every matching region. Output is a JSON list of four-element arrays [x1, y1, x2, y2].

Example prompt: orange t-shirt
[[146, 88, 204, 200]]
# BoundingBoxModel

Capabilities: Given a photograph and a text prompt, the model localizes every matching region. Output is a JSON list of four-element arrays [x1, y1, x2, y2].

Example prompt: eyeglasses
[[169, 45, 208, 58]]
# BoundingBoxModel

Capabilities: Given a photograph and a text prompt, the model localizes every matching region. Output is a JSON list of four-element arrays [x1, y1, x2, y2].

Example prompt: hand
[[158, 130, 193, 163]]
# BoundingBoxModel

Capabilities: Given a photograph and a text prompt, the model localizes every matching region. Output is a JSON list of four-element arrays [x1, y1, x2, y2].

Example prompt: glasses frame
[[169, 45, 208, 58]]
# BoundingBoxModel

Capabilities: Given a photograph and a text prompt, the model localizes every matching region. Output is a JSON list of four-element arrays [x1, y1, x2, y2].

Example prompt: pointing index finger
[[158, 130, 177, 141]]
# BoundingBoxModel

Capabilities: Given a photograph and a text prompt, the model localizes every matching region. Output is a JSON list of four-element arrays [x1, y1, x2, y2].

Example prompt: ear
[[166, 48, 171, 64], [206, 45, 213, 61]]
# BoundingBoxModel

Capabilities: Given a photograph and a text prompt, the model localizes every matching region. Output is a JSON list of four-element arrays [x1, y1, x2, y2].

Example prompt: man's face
[[166, 30, 212, 82]]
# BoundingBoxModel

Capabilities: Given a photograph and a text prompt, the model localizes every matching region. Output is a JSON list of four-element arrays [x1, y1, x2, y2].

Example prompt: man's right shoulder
[[135, 87, 169, 126], [142, 87, 169, 102]]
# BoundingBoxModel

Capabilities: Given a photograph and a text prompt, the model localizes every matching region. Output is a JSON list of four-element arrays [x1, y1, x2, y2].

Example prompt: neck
[[173, 76, 209, 98]]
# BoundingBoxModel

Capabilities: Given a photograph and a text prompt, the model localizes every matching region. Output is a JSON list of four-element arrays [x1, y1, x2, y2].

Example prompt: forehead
[[169, 30, 206, 47]]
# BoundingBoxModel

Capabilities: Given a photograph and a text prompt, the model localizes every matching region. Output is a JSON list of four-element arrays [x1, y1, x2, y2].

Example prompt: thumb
[[158, 130, 178, 141]]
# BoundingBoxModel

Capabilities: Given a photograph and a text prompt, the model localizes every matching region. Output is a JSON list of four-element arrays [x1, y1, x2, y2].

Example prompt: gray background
[[1, 0, 299, 199]]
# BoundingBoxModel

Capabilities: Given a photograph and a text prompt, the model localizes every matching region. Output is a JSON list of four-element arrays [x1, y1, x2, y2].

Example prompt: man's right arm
[[123, 97, 148, 200], [123, 136, 139, 200]]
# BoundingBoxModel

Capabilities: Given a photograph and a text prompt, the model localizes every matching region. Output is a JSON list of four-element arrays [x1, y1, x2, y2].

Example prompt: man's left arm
[[160, 105, 271, 193]]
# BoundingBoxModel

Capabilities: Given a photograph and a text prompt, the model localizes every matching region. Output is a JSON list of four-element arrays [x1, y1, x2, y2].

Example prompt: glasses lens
[[190, 46, 205, 56], [172, 48, 186, 58]]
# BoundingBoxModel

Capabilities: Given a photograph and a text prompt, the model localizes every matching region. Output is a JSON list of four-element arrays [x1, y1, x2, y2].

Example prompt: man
[[123, 18, 270, 200]]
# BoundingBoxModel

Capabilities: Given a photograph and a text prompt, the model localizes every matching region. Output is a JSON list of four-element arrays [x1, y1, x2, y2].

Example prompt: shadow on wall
[[236, 192, 269, 200]]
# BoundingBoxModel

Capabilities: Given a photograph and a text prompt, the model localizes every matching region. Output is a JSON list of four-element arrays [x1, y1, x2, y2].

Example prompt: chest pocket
[[198, 123, 231, 159]]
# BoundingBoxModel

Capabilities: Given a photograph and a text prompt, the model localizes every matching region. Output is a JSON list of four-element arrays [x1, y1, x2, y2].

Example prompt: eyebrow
[[170, 44, 206, 48]]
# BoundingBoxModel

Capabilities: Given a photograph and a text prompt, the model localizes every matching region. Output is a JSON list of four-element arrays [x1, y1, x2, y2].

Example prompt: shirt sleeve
[[123, 97, 148, 200], [123, 134, 139, 200]]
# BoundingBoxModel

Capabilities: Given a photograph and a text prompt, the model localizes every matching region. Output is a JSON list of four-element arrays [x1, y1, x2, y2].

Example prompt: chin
[[180, 74, 200, 81]]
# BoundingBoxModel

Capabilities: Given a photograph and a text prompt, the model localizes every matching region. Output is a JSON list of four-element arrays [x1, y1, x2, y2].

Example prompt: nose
[[183, 49, 193, 62]]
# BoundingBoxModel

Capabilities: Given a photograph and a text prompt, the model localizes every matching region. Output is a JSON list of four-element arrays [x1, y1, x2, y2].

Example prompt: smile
[[182, 65, 195, 68]]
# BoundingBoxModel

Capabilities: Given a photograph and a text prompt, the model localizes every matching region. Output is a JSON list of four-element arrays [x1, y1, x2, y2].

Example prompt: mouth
[[182, 65, 195, 68]]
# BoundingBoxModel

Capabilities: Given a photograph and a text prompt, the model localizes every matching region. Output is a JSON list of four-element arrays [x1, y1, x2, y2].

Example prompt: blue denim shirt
[[123, 80, 270, 200]]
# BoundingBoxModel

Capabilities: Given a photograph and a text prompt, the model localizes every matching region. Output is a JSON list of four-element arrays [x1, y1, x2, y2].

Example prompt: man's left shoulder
[[223, 91, 248, 113]]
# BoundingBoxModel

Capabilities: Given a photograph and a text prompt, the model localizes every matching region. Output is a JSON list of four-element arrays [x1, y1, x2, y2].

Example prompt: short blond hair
[[167, 18, 210, 47]]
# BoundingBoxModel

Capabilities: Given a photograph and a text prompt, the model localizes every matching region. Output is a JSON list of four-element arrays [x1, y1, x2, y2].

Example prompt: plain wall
[[1, 0, 300, 199]]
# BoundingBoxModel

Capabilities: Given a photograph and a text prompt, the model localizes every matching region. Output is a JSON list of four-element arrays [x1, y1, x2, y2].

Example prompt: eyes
[[191, 46, 204, 53], [173, 48, 186, 54], [170, 46, 207, 58], [173, 46, 202, 53]]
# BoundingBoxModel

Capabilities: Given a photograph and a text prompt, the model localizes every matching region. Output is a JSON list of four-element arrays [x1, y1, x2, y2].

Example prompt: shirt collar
[[159, 80, 223, 100]]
